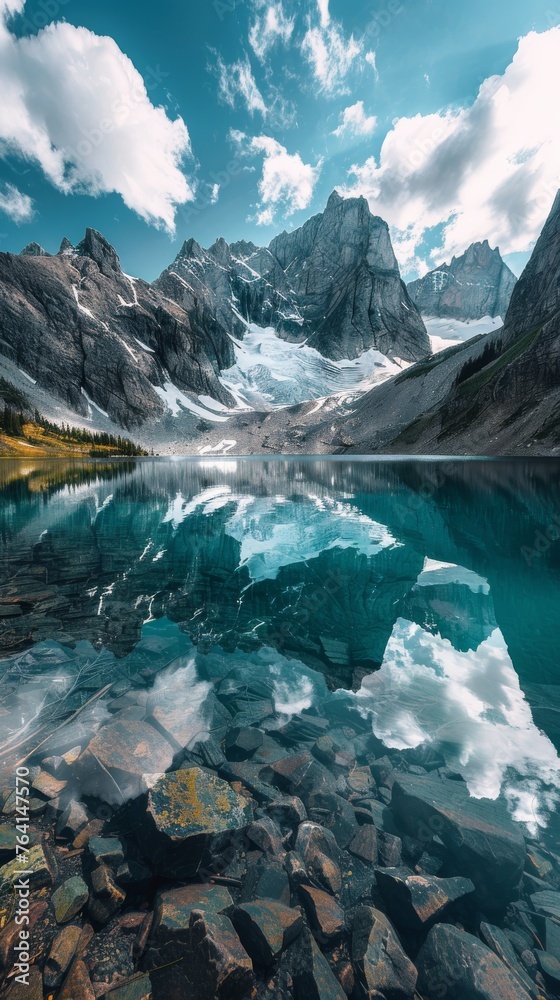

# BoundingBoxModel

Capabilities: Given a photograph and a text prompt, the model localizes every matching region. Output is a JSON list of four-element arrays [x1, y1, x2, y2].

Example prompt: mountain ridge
[[408, 240, 517, 321]]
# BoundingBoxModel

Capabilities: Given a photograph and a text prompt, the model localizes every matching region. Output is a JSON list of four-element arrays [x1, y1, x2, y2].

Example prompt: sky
[[0, 0, 558, 282]]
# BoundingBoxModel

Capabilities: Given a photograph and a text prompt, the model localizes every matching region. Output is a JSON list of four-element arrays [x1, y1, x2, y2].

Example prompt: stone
[[536, 951, 560, 990], [352, 905, 417, 1000], [267, 796, 307, 828], [185, 910, 254, 1000], [230, 900, 303, 965], [116, 859, 152, 885], [0, 823, 18, 863], [375, 867, 475, 930], [298, 885, 345, 941], [416, 924, 534, 1000], [87, 836, 125, 868], [377, 831, 402, 867], [55, 799, 89, 841], [295, 823, 343, 895], [3, 966, 43, 1000], [73, 818, 105, 849], [225, 726, 265, 760], [307, 790, 357, 849], [44, 925, 82, 990], [349, 825, 378, 866], [545, 916, 560, 961], [265, 751, 337, 800], [88, 865, 126, 925], [78, 719, 174, 801], [479, 923, 540, 999], [53, 875, 89, 924], [58, 957, 96, 1000], [151, 884, 233, 943], [146, 767, 253, 843], [241, 858, 290, 905], [391, 772, 526, 908], [289, 926, 347, 1000], [0, 844, 53, 922], [32, 770, 67, 799], [530, 890, 560, 920], [246, 816, 285, 856]]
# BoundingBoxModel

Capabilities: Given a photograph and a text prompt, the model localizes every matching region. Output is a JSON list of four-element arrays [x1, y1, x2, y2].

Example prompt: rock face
[[408, 241, 517, 320], [416, 924, 534, 1000], [154, 191, 430, 364], [0, 229, 234, 429]]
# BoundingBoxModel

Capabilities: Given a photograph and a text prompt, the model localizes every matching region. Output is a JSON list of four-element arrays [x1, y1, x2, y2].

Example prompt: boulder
[[349, 825, 378, 866], [225, 727, 265, 760], [88, 865, 126, 925], [289, 926, 347, 1000], [55, 799, 89, 841], [44, 925, 82, 990], [230, 900, 303, 965], [78, 719, 173, 801], [298, 885, 346, 941], [52, 875, 89, 924], [184, 909, 254, 1000], [416, 924, 534, 1000], [391, 772, 526, 907], [530, 890, 560, 921], [375, 867, 474, 930], [351, 905, 417, 1000], [58, 958, 95, 1000]]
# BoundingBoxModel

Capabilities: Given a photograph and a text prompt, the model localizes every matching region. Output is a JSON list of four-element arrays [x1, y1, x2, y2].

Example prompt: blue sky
[[0, 0, 558, 281]]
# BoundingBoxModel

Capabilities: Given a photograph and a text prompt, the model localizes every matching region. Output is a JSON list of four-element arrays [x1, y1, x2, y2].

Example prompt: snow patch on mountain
[[221, 321, 402, 409], [425, 315, 503, 353]]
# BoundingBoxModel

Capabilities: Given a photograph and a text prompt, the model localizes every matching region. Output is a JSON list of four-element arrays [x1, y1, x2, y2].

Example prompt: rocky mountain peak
[[408, 240, 517, 320], [75, 228, 122, 278], [20, 242, 50, 257], [57, 237, 76, 256]]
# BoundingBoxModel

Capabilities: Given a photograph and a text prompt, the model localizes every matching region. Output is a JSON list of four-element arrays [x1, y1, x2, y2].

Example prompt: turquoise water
[[1, 457, 559, 846]]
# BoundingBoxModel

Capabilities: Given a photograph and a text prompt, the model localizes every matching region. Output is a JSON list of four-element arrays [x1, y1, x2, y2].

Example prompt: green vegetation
[[455, 326, 542, 397]]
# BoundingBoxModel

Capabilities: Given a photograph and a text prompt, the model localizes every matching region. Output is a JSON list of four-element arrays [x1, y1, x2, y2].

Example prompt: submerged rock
[[375, 867, 475, 930], [44, 924, 82, 990], [391, 772, 526, 907], [52, 875, 89, 924], [289, 926, 347, 1000], [230, 900, 303, 965], [416, 923, 534, 1000], [298, 885, 346, 941], [351, 905, 418, 1000]]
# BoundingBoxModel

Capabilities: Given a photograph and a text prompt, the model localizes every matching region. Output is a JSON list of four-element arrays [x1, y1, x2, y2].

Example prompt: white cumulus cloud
[[215, 52, 267, 116], [0, 182, 33, 222], [0, 3, 193, 232], [249, 2, 294, 61], [340, 27, 560, 274], [333, 101, 377, 139], [230, 130, 322, 225], [316, 0, 330, 28]]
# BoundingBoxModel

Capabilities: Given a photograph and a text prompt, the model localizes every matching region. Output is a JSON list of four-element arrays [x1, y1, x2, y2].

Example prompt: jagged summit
[[156, 191, 430, 364], [20, 242, 50, 257], [408, 241, 517, 320]]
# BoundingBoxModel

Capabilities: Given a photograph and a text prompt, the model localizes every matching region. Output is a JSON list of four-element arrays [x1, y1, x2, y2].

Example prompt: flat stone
[[530, 890, 560, 920], [349, 825, 378, 865], [230, 900, 303, 965], [152, 884, 233, 942], [416, 924, 533, 1000], [392, 772, 526, 908], [352, 905, 418, 1000], [479, 922, 540, 999], [32, 770, 67, 799], [79, 719, 173, 801], [53, 875, 89, 924], [225, 727, 265, 760], [298, 885, 345, 941], [375, 867, 475, 930], [44, 924, 82, 990], [146, 768, 253, 844], [87, 836, 125, 868], [58, 957, 95, 1000]]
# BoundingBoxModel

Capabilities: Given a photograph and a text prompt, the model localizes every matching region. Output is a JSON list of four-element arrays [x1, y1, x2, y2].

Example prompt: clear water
[[1, 457, 559, 848]]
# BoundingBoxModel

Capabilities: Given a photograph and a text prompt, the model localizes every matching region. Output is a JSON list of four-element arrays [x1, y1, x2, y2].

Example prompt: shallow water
[[1, 457, 559, 847]]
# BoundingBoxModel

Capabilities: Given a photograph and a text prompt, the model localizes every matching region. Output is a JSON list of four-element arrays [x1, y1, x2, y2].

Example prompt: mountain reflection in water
[[0, 457, 559, 839]]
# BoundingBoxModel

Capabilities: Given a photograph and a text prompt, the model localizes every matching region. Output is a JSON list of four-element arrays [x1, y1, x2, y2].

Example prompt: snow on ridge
[[425, 315, 502, 354]]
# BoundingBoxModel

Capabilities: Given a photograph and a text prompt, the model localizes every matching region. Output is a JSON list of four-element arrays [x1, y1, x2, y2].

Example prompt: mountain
[[154, 191, 430, 365], [0, 229, 235, 429], [408, 241, 517, 321], [186, 191, 560, 456]]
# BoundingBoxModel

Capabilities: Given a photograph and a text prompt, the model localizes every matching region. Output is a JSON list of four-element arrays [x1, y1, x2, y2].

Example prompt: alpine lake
[[0, 457, 559, 1000]]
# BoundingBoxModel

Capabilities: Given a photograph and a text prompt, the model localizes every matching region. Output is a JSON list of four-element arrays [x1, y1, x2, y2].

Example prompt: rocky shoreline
[[0, 660, 559, 1000]]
